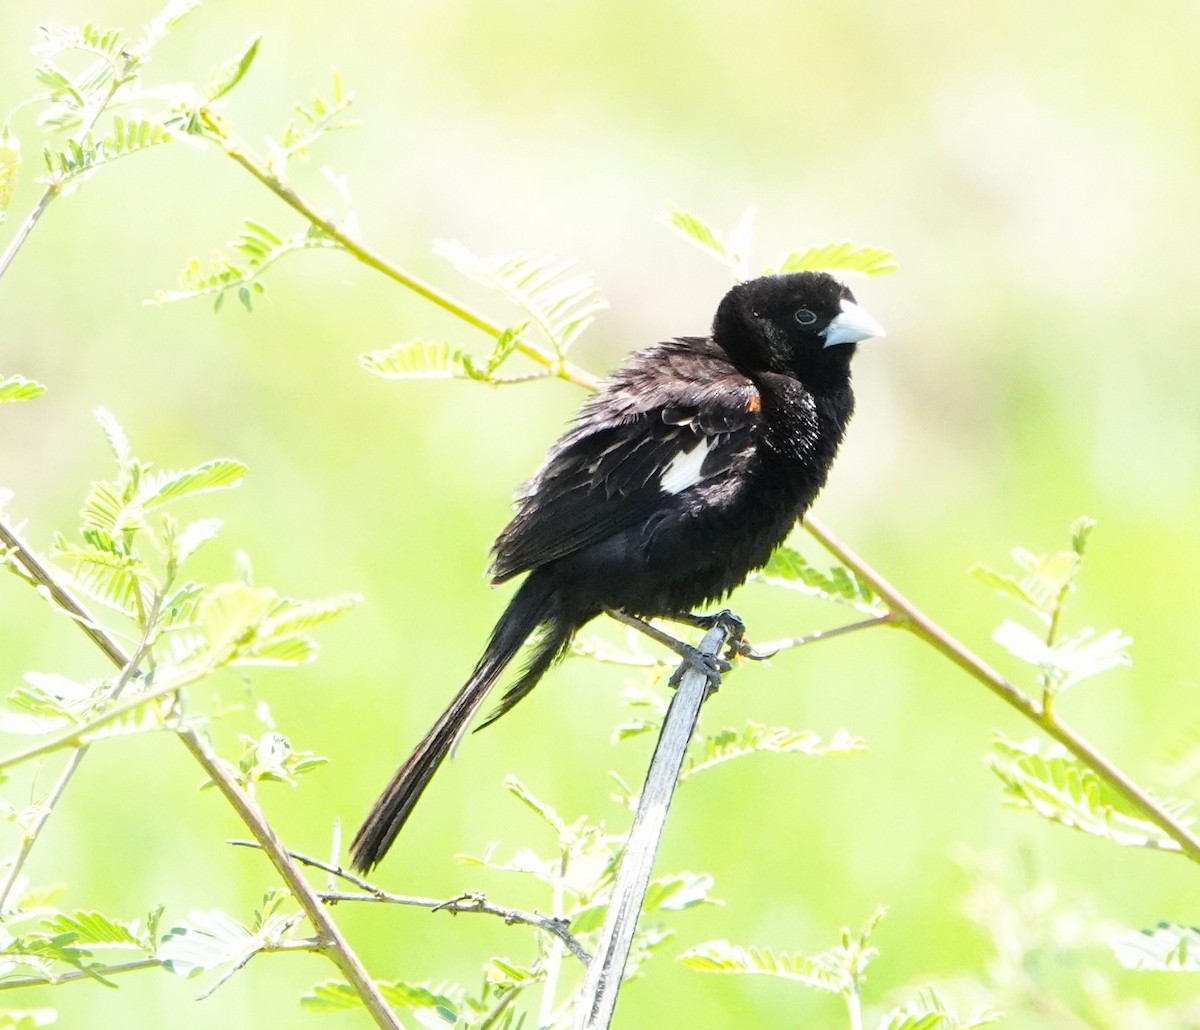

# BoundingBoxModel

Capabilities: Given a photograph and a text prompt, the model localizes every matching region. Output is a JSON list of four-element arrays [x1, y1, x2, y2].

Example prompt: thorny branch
[[228, 840, 592, 966]]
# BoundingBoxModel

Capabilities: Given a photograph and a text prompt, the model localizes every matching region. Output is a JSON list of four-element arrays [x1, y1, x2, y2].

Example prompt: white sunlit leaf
[[1111, 922, 1200, 971], [93, 407, 131, 468], [198, 583, 275, 664], [433, 240, 605, 355], [172, 518, 223, 565]]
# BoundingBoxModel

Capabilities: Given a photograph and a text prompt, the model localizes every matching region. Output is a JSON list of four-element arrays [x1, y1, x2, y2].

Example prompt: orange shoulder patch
[[746, 393, 761, 413]]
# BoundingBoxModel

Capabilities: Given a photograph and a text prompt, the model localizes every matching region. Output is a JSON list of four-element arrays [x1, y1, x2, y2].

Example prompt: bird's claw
[[728, 638, 777, 662], [668, 644, 731, 690]]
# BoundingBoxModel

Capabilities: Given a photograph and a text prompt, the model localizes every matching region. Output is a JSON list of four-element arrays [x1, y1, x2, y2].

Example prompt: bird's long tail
[[351, 572, 575, 871]]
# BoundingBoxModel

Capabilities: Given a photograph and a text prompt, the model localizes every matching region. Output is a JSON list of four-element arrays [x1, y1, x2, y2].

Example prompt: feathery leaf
[[0, 375, 46, 403], [434, 240, 605, 355], [986, 734, 1187, 850]]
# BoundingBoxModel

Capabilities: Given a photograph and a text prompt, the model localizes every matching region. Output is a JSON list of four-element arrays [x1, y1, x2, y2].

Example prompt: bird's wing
[[490, 341, 761, 582]]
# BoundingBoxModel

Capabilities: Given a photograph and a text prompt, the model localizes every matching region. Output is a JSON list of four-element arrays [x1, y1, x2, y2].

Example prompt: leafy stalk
[[802, 514, 1200, 865], [193, 110, 599, 391]]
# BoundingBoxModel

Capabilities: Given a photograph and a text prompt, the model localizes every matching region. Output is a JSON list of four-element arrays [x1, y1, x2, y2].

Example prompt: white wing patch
[[659, 438, 713, 495]]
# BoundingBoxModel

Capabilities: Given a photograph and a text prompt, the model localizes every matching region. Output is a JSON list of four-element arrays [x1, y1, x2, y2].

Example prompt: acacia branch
[[195, 111, 600, 392], [803, 514, 1200, 865]]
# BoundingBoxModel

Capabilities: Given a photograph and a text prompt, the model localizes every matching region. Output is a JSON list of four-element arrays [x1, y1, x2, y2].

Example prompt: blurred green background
[[3, 0, 1200, 1026]]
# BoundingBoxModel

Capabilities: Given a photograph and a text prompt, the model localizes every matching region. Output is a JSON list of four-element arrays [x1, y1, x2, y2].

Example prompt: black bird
[[352, 271, 884, 870]]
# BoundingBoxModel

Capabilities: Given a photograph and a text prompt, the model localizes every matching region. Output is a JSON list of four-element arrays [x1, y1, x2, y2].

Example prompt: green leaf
[[40, 911, 143, 949], [42, 118, 175, 185], [680, 908, 887, 999], [152, 221, 339, 308], [877, 989, 1003, 1030], [969, 566, 1042, 614], [1112, 922, 1200, 971], [2, 671, 98, 733], [480, 322, 529, 376], [878, 1015, 946, 1030], [756, 545, 886, 614], [137, 459, 248, 509], [231, 636, 317, 666], [273, 70, 357, 168], [256, 594, 360, 642], [0, 929, 108, 985], [235, 732, 327, 786], [197, 583, 275, 664], [301, 979, 461, 1014], [485, 957, 542, 988], [359, 340, 474, 380], [0, 130, 20, 218], [975, 523, 1102, 622], [678, 940, 854, 994], [159, 581, 206, 629], [684, 723, 867, 779], [1070, 515, 1097, 556], [504, 776, 566, 835], [80, 480, 135, 535], [985, 734, 1187, 850], [0, 375, 46, 403], [52, 539, 147, 617], [657, 205, 756, 279], [205, 34, 261, 102], [770, 242, 898, 276], [434, 240, 606, 355], [658, 206, 727, 258]]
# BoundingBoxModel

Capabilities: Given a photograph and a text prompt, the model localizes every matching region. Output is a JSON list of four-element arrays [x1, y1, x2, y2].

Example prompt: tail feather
[[476, 618, 575, 730], [350, 574, 567, 871]]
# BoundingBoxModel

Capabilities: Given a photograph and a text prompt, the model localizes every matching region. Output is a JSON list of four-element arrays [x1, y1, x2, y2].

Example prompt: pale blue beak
[[821, 298, 886, 348]]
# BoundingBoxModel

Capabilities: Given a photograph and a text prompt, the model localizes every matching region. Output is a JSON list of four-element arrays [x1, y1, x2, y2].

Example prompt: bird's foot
[[668, 608, 775, 662], [668, 644, 731, 690]]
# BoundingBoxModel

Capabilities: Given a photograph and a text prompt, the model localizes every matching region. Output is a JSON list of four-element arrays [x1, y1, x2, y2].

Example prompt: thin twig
[[752, 614, 896, 657], [575, 623, 730, 1030], [0, 957, 162, 990], [0, 751, 82, 911], [227, 840, 592, 966], [803, 514, 1200, 865]]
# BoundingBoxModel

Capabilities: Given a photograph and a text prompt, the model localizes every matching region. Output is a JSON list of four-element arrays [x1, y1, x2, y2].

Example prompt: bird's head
[[712, 272, 885, 382]]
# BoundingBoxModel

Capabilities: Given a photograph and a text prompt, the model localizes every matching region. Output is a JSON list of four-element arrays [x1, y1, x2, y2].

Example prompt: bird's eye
[[794, 308, 817, 326]]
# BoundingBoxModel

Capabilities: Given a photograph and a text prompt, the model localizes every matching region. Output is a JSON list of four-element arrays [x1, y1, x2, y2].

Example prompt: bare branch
[[228, 840, 591, 966]]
